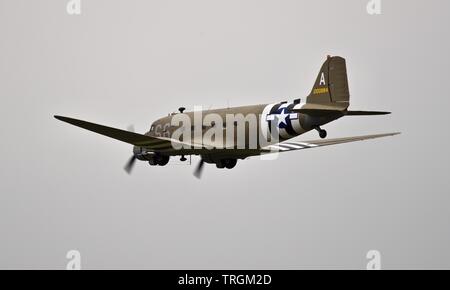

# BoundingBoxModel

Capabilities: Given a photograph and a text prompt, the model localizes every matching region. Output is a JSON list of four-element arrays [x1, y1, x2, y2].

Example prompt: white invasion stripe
[[269, 145, 289, 151], [279, 128, 291, 139], [289, 113, 298, 119], [260, 103, 278, 141], [280, 143, 304, 149], [294, 142, 319, 148], [280, 143, 305, 149], [291, 118, 304, 134]]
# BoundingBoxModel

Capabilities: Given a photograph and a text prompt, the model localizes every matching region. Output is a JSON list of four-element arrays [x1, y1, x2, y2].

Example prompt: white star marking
[[275, 109, 289, 126], [266, 106, 298, 127]]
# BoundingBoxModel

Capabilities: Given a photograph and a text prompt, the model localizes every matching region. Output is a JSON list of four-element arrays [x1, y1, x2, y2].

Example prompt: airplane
[[54, 55, 399, 178]]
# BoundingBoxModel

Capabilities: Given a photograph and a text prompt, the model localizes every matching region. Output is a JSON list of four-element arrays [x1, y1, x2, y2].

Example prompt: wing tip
[[54, 115, 67, 122], [54, 115, 79, 124]]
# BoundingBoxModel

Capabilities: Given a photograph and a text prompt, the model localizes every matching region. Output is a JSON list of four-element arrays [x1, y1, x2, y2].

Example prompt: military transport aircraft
[[55, 56, 399, 178]]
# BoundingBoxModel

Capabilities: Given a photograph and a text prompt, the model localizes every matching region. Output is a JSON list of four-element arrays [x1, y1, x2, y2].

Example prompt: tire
[[224, 159, 237, 169], [157, 155, 170, 166], [216, 160, 225, 169]]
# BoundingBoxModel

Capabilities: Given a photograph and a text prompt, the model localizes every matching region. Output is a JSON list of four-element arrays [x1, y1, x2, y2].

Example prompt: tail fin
[[307, 56, 350, 107]]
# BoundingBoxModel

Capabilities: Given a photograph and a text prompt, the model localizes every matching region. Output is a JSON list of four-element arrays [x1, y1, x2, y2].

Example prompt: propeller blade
[[193, 159, 205, 179], [124, 155, 137, 174], [125, 125, 136, 174]]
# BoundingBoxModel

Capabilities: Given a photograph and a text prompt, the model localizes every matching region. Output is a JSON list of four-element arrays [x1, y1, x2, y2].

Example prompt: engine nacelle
[[136, 153, 156, 161], [133, 146, 156, 161]]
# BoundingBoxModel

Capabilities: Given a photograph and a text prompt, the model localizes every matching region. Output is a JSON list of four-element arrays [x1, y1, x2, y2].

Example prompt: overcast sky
[[1, 0, 449, 269]]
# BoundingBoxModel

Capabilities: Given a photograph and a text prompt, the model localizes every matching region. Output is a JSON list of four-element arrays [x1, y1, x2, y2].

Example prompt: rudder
[[306, 56, 350, 106]]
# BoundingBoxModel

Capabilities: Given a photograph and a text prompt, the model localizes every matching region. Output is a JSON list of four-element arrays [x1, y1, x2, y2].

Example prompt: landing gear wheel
[[315, 127, 327, 139], [180, 155, 187, 162], [157, 155, 170, 166], [216, 161, 225, 169], [224, 159, 237, 169]]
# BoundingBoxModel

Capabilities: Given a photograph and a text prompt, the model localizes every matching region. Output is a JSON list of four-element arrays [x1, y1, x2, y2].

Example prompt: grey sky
[[0, 0, 449, 269]]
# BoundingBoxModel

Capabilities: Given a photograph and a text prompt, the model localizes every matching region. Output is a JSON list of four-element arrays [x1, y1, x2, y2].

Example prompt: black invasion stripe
[[277, 144, 295, 150], [283, 142, 305, 148], [267, 103, 282, 134], [286, 103, 296, 111], [290, 142, 313, 148], [283, 103, 298, 136], [270, 103, 283, 114]]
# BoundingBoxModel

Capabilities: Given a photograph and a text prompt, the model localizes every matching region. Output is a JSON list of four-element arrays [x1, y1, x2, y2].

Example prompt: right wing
[[261, 132, 400, 153], [54, 115, 188, 151]]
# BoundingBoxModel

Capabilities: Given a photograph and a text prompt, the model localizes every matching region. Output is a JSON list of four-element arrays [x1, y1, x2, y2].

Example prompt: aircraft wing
[[54, 115, 190, 151], [261, 132, 400, 153]]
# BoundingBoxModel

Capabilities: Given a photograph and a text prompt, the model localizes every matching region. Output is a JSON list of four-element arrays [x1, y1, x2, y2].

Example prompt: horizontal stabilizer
[[293, 108, 342, 115], [292, 102, 347, 116], [346, 111, 391, 116]]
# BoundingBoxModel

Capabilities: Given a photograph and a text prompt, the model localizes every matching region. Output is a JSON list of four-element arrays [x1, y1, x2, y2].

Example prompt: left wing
[[54, 115, 192, 152], [261, 132, 400, 153]]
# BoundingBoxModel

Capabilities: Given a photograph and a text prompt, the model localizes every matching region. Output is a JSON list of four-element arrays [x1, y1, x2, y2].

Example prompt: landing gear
[[315, 127, 327, 139], [215, 159, 237, 169], [180, 155, 187, 162], [148, 155, 170, 166], [224, 159, 237, 169], [157, 155, 170, 166]]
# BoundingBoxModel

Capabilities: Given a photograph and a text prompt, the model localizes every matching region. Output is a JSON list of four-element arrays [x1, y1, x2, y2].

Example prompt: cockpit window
[[150, 125, 155, 131]]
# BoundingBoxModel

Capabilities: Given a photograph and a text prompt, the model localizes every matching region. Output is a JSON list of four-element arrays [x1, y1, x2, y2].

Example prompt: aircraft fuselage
[[143, 101, 343, 159]]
